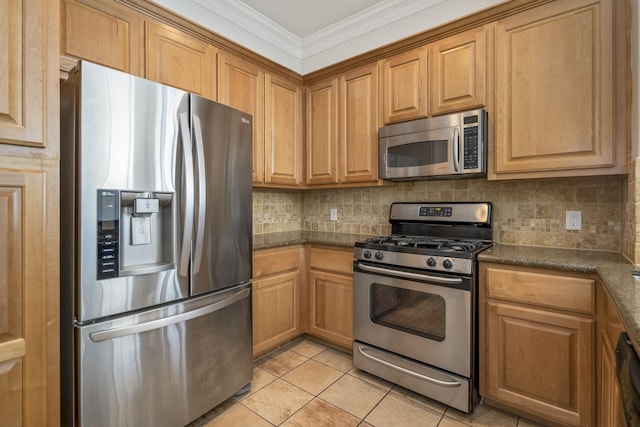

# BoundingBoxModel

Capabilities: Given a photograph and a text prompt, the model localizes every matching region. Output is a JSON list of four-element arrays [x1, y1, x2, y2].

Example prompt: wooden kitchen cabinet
[[0, 0, 60, 423], [252, 246, 304, 357], [145, 20, 217, 100], [264, 74, 303, 186], [218, 54, 265, 184], [492, 0, 625, 179], [599, 294, 625, 427], [305, 62, 380, 187], [479, 263, 595, 427], [430, 26, 486, 115], [307, 246, 353, 349], [60, 0, 144, 76], [382, 47, 428, 124]]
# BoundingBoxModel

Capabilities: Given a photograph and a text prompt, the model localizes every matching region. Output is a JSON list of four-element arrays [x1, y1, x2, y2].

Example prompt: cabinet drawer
[[308, 247, 353, 275], [485, 266, 595, 314], [253, 246, 303, 278]]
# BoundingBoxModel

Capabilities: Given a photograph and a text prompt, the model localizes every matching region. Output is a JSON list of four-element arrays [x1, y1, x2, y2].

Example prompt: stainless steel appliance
[[60, 61, 253, 427], [378, 109, 487, 181], [616, 332, 640, 426], [353, 202, 492, 413]]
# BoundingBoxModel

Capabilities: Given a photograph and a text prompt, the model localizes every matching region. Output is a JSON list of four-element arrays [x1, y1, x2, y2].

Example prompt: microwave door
[[384, 128, 457, 179]]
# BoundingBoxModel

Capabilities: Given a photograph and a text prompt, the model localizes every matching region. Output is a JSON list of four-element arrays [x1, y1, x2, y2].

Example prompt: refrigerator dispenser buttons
[[134, 198, 159, 215], [97, 190, 120, 279]]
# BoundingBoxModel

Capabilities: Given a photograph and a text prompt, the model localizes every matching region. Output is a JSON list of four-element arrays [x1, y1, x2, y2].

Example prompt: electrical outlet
[[330, 208, 338, 221], [565, 210, 582, 230]]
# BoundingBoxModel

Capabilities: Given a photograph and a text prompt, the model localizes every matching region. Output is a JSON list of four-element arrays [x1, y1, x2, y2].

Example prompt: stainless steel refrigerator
[[60, 61, 253, 427]]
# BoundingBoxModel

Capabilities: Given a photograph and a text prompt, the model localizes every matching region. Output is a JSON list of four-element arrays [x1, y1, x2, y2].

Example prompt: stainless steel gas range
[[352, 202, 493, 413]]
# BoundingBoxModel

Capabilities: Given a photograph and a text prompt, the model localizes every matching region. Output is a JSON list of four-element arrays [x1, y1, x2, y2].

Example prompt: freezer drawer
[[74, 283, 252, 427]]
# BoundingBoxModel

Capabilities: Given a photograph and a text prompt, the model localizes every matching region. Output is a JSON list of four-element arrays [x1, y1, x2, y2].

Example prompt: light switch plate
[[330, 208, 338, 221]]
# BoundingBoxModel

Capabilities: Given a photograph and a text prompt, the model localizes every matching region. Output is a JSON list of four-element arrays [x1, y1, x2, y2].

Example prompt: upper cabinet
[[382, 47, 428, 124], [264, 74, 303, 187], [218, 54, 265, 184], [492, 0, 625, 179], [306, 62, 381, 187], [61, 0, 143, 76], [145, 20, 217, 100], [430, 27, 486, 115], [219, 53, 303, 187]]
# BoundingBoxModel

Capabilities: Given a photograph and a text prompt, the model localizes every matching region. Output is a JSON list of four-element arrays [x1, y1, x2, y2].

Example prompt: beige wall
[[254, 174, 625, 252]]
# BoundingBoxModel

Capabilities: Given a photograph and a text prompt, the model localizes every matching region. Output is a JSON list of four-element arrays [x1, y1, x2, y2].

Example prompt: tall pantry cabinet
[[0, 0, 61, 426]]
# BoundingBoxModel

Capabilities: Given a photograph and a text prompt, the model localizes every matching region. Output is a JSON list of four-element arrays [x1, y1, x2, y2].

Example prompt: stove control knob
[[375, 251, 384, 260], [426, 257, 437, 267], [363, 250, 372, 259], [443, 259, 453, 269]]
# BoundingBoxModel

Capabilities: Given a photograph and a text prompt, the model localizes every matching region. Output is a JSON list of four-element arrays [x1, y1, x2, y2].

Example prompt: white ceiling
[[152, 0, 507, 74]]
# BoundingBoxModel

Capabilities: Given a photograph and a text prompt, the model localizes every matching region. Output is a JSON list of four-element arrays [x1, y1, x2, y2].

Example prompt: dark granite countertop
[[479, 244, 640, 350], [253, 231, 373, 251]]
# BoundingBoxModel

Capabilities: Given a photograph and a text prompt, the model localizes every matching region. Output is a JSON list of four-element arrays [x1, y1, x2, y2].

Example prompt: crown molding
[[152, 0, 506, 74]]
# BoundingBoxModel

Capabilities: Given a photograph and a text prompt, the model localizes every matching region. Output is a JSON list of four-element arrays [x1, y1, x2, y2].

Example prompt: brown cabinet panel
[[61, 0, 143, 76], [264, 74, 303, 186], [382, 47, 428, 124], [340, 63, 379, 183], [146, 20, 217, 100], [484, 301, 593, 426], [431, 27, 486, 115], [305, 78, 339, 185], [218, 54, 265, 183], [493, 0, 621, 178]]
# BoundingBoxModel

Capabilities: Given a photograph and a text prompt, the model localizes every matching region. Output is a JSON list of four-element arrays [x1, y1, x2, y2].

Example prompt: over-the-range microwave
[[379, 108, 487, 181]]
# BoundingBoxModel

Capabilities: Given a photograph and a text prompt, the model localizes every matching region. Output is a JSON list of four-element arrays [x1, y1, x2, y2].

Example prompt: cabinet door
[[305, 78, 339, 185], [253, 271, 300, 357], [494, 0, 618, 177], [308, 270, 353, 349], [0, 164, 59, 426], [382, 47, 428, 124], [145, 20, 217, 100], [264, 74, 303, 186], [218, 54, 265, 184], [61, 0, 143, 76], [484, 301, 593, 427], [340, 63, 379, 183], [431, 27, 486, 115], [0, 0, 59, 154], [600, 330, 623, 427]]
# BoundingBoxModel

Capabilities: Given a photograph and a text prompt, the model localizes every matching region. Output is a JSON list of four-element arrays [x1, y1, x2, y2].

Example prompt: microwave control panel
[[462, 114, 480, 170], [97, 189, 120, 279]]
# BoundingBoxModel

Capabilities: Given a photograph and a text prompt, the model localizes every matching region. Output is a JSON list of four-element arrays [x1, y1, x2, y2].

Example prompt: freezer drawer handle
[[357, 345, 462, 387], [358, 263, 463, 284], [89, 288, 250, 342]]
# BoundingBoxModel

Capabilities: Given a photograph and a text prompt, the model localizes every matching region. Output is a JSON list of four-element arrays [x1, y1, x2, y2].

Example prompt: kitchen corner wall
[[624, 158, 639, 262], [253, 175, 625, 252]]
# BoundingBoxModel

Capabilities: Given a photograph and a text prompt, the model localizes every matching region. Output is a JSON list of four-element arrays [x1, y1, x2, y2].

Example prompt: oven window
[[370, 283, 445, 341], [387, 140, 448, 168]]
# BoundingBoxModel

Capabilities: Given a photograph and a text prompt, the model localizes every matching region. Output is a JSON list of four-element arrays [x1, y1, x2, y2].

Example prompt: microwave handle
[[453, 127, 460, 172]]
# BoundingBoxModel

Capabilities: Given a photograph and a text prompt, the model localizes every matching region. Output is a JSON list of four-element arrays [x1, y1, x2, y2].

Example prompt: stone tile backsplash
[[253, 175, 625, 252]]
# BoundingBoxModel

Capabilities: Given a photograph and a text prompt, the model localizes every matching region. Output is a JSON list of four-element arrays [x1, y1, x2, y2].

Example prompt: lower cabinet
[[252, 245, 304, 357], [307, 246, 354, 349], [479, 263, 596, 426], [599, 296, 626, 427]]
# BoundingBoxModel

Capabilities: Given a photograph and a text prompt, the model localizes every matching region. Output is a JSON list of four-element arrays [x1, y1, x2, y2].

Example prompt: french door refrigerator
[[60, 61, 253, 427]]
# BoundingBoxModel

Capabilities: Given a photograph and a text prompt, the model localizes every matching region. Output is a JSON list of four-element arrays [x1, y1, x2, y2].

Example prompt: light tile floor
[[188, 337, 545, 427]]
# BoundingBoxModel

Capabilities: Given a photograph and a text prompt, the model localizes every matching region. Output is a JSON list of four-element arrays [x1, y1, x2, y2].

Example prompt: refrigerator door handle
[[192, 114, 206, 274], [89, 287, 250, 342], [178, 112, 194, 278]]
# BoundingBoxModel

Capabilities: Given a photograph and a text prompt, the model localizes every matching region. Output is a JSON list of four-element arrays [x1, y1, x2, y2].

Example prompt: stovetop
[[354, 202, 493, 275]]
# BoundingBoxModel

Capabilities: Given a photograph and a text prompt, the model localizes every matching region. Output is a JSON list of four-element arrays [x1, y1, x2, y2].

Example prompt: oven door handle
[[357, 263, 464, 285], [357, 345, 462, 387]]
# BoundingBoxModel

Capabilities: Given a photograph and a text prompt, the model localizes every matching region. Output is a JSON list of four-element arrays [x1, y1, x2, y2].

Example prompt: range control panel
[[97, 190, 119, 279]]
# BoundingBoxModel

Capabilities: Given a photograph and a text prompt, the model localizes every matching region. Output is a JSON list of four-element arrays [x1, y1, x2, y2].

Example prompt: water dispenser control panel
[[97, 190, 120, 279]]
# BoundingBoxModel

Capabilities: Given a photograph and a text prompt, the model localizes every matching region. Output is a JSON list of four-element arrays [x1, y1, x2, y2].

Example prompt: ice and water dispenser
[[97, 189, 174, 279]]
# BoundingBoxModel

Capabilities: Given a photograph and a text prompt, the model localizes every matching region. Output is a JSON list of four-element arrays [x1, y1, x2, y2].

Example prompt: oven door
[[353, 261, 472, 378]]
